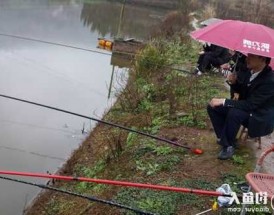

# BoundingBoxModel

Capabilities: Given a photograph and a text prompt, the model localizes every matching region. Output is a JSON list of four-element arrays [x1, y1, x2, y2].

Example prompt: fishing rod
[[0, 33, 194, 75], [0, 94, 203, 154], [0, 175, 155, 215], [0, 170, 234, 198]]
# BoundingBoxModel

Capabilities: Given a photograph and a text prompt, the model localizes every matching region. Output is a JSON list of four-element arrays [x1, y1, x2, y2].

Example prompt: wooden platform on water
[[112, 38, 145, 56]]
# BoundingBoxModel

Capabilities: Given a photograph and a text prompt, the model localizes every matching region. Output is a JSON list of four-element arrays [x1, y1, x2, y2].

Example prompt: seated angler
[[194, 44, 230, 75], [207, 54, 274, 160]]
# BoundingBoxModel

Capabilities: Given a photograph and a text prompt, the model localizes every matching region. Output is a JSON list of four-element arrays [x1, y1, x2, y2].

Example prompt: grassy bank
[[26, 37, 256, 215]]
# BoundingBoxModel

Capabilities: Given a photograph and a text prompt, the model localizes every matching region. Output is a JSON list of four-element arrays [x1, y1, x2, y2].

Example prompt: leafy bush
[[135, 43, 167, 77]]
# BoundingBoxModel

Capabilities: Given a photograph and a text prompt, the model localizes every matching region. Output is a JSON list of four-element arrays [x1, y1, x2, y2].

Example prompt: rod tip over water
[[192, 148, 203, 155]]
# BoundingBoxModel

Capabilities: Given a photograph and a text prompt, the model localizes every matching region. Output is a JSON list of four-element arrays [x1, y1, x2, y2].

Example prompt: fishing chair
[[240, 144, 274, 215], [209, 64, 221, 73]]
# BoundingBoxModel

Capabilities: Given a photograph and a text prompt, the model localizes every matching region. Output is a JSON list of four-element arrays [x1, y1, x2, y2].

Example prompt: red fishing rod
[[0, 170, 229, 197], [0, 94, 203, 154]]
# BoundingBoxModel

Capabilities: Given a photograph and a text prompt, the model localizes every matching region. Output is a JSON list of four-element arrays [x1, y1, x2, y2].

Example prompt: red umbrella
[[191, 20, 274, 58]]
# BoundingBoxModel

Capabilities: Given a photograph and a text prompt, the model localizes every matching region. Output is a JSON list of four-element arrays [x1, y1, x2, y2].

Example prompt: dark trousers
[[197, 53, 222, 72], [207, 105, 250, 147]]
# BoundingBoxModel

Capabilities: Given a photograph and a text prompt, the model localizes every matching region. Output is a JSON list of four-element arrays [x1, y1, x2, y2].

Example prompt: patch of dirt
[[249, 133, 274, 174], [25, 120, 258, 215]]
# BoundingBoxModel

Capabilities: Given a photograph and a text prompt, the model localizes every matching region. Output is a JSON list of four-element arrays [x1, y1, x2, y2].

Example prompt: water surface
[[0, 1, 167, 214]]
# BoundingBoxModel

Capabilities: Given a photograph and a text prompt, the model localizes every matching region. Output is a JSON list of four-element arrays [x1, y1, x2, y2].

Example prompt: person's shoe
[[218, 146, 235, 160], [194, 67, 202, 76]]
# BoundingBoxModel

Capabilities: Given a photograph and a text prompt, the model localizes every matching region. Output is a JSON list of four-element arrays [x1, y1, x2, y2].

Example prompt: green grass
[[115, 187, 185, 215], [43, 198, 77, 215], [73, 160, 106, 193], [115, 179, 218, 215]]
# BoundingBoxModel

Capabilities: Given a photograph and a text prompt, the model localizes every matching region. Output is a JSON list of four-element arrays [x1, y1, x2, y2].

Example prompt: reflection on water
[[81, 2, 166, 39], [111, 53, 133, 68]]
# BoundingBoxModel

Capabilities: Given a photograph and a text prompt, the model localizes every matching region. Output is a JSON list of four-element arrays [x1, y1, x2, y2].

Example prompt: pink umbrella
[[191, 20, 274, 58]]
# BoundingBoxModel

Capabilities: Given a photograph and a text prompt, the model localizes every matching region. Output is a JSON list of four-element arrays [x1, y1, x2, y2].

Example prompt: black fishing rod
[[0, 175, 155, 215], [0, 33, 193, 75], [0, 94, 203, 154]]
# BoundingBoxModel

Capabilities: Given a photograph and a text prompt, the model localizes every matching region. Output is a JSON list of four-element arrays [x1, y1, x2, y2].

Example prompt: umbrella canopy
[[190, 20, 274, 58]]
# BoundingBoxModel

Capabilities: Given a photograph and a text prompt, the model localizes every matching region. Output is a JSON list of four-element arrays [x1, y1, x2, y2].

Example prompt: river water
[[0, 1, 167, 214]]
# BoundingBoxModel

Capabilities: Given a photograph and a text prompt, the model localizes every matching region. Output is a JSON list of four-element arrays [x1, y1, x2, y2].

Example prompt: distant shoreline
[[107, 0, 178, 9]]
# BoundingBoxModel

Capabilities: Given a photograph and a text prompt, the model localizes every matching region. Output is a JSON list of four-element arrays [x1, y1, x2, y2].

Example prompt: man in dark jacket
[[207, 54, 274, 160], [195, 44, 230, 75], [223, 51, 249, 99]]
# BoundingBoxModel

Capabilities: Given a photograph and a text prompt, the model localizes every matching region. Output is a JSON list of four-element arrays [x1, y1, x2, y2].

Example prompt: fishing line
[[0, 145, 65, 161], [0, 33, 193, 75], [0, 94, 203, 154], [0, 118, 77, 135], [3, 51, 106, 97], [0, 117, 88, 139], [0, 175, 155, 215], [0, 33, 111, 55]]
